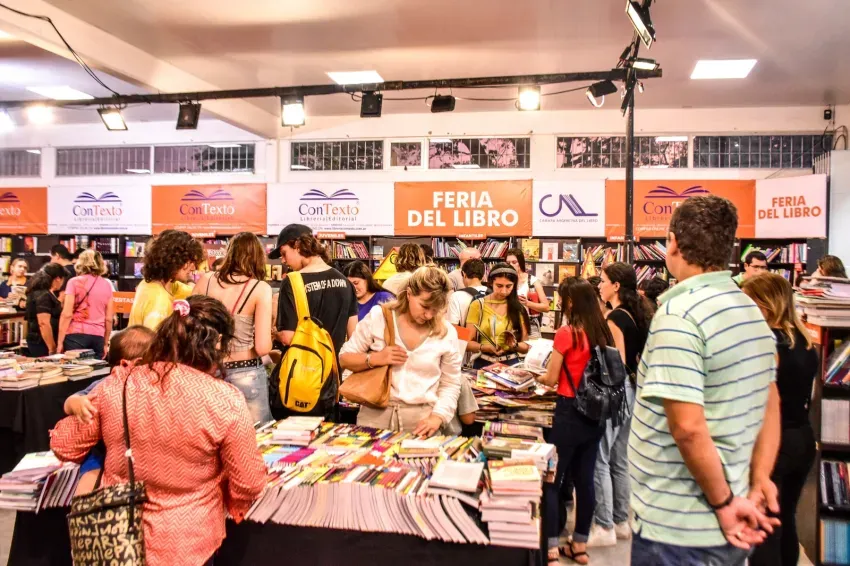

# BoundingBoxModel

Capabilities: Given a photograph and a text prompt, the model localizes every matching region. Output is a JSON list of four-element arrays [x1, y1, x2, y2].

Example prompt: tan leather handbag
[[339, 304, 395, 409]]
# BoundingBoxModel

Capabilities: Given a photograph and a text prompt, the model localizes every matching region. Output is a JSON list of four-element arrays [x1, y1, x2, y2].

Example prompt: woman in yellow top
[[465, 263, 530, 368], [129, 230, 204, 330]]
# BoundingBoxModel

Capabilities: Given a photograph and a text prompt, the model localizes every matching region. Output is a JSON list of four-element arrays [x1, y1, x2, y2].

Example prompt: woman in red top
[[51, 296, 266, 566], [538, 277, 613, 565]]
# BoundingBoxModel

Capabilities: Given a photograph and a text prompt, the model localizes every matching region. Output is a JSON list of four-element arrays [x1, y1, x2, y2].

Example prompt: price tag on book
[[316, 231, 346, 240]]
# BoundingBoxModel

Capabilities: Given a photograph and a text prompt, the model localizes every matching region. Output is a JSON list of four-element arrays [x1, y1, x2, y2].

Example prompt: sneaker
[[586, 524, 617, 547], [614, 521, 632, 540]]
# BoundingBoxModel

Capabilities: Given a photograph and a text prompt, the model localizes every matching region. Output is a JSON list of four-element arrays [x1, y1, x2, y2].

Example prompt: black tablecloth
[[0, 376, 100, 475]]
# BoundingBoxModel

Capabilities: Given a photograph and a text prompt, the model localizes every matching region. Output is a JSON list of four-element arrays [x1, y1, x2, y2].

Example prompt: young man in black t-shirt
[[269, 224, 358, 420]]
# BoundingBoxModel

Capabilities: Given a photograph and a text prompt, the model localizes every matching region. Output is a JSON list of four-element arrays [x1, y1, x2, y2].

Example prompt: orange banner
[[394, 180, 533, 236], [0, 187, 47, 234], [151, 184, 266, 235], [113, 291, 136, 314], [605, 180, 755, 240]]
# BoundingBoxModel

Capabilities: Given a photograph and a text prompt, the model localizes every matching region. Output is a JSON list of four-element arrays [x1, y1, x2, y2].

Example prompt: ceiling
[[2, 0, 849, 127]]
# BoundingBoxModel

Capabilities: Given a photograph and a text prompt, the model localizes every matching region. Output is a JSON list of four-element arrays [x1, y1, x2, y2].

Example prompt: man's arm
[[748, 382, 781, 513]]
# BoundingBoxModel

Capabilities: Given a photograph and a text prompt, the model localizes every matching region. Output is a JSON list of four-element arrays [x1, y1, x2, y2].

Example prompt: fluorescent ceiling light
[[207, 143, 243, 148], [655, 136, 688, 142], [291, 165, 311, 170], [452, 164, 480, 169], [327, 71, 384, 85], [98, 107, 127, 131], [430, 138, 452, 143], [691, 59, 757, 80], [126, 169, 150, 174], [517, 86, 541, 111], [25, 149, 41, 154], [0, 109, 13, 133], [26, 105, 53, 125], [26, 86, 94, 100]]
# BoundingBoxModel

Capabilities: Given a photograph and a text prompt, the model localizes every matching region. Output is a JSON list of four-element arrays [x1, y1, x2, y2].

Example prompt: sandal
[[560, 541, 589, 565], [547, 547, 560, 565]]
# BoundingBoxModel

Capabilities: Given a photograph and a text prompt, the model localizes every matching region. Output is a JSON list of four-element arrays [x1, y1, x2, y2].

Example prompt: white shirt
[[447, 285, 487, 326], [340, 305, 462, 423], [382, 272, 413, 297], [447, 269, 464, 291]]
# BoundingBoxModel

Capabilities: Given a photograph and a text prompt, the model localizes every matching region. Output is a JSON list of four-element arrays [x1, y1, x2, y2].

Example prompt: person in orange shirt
[[51, 295, 266, 566]]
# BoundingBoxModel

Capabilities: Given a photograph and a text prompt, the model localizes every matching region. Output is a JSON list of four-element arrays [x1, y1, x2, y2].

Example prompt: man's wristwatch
[[365, 352, 374, 369]]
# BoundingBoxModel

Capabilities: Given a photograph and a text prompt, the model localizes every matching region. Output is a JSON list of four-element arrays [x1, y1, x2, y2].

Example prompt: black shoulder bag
[[562, 344, 631, 427]]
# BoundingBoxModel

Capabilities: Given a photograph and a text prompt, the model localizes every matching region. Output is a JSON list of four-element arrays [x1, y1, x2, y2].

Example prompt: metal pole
[[625, 93, 635, 263]]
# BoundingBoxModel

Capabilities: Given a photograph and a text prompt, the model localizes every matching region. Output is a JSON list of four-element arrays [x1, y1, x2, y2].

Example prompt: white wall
[[829, 150, 850, 258]]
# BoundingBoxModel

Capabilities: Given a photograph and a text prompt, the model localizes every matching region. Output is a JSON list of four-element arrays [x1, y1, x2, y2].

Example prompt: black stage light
[[176, 102, 201, 130], [586, 81, 618, 108], [626, 0, 656, 49], [430, 95, 456, 113], [360, 92, 383, 118]]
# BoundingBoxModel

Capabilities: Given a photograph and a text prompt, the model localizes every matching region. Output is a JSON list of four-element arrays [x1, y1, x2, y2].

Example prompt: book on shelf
[[371, 245, 384, 259], [483, 421, 545, 442], [822, 399, 850, 445], [0, 237, 13, 253], [821, 518, 850, 565], [562, 243, 579, 262], [558, 264, 577, 284], [431, 238, 468, 259], [634, 241, 667, 261], [821, 460, 850, 508], [530, 263, 555, 286], [328, 240, 369, 260], [635, 265, 667, 285], [520, 238, 540, 261], [541, 242, 558, 262], [741, 242, 807, 264], [124, 240, 147, 258], [478, 239, 510, 259], [582, 243, 626, 264]]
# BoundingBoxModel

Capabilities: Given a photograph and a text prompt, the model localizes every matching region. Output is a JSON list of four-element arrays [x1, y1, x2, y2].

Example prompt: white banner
[[267, 182, 394, 235], [755, 175, 827, 238], [532, 180, 606, 237], [48, 185, 152, 234]]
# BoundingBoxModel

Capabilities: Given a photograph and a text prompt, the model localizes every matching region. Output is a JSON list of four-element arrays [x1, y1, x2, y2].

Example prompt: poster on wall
[[267, 183, 394, 235], [605, 179, 756, 240], [755, 175, 827, 238], [394, 180, 533, 236], [0, 187, 47, 234], [48, 185, 152, 234], [532, 180, 605, 237], [151, 183, 266, 236]]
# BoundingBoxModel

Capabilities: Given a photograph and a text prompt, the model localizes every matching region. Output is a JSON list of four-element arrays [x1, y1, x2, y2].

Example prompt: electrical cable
[[0, 2, 120, 96]]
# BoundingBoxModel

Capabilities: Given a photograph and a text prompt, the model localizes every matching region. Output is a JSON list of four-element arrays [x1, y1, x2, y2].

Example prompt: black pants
[[26, 337, 50, 357], [545, 396, 604, 546], [750, 424, 816, 566], [63, 333, 105, 359]]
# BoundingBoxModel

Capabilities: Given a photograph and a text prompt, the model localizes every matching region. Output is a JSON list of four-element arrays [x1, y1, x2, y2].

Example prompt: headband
[[489, 267, 518, 279]]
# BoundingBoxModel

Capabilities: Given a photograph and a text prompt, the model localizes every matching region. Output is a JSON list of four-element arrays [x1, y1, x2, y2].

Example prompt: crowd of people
[[0, 202, 829, 564]]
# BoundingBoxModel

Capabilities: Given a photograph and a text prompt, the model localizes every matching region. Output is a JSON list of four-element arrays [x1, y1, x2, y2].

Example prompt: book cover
[[520, 239, 540, 262], [562, 243, 579, 262], [534, 263, 554, 286], [558, 264, 577, 283], [541, 242, 558, 262]]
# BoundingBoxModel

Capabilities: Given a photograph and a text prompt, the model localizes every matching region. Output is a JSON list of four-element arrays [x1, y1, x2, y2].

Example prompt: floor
[[0, 507, 815, 566]]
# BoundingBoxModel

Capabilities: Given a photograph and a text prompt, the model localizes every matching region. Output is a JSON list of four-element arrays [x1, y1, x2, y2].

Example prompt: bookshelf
[[814, 326, 850, 565], [735, 238, 826, 284]]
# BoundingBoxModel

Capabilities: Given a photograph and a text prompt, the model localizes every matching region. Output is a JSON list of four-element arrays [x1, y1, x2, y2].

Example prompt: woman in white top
[[506, 248, 549, 337], [340, 266, 461, 438]]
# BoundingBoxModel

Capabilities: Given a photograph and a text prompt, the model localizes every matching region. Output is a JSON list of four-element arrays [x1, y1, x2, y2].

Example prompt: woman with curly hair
[[382, 243, 426, 296], [129, 230, 204, 330]]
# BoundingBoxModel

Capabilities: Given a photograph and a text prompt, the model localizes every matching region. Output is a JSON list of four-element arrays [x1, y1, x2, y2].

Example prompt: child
[[64, 325, 155, 494]]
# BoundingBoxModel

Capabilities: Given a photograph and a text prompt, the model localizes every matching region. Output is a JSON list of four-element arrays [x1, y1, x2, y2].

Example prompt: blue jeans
[[631, 533, 750, 566], [593, 383, 635, 528], [63, 333, 105, 359], [226, 365, 272, 425]]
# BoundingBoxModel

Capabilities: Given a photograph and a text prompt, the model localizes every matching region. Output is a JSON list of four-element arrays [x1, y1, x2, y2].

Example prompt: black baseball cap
[[268, 224, 312, 259]]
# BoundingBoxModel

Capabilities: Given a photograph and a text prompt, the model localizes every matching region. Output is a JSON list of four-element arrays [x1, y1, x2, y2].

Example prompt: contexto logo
[[179, 189, 235, 216], [298, 187, 360, 219], [642, 185, 710, 216], [539, 193, 599, 218], [72, 191, 123, 218], [0, 192, 21, 216]]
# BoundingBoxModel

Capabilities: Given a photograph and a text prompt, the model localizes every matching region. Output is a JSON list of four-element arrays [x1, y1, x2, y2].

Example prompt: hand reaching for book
[[373, 345, 408, 367], [414, 413, 443, 438]]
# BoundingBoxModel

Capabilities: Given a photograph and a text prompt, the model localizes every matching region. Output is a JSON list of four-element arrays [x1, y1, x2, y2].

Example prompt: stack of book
[[328, 241, 370, 260], [824, 340, 850, 386], [634, 241, 667, 261], [0, 358, 21, 389], [63, 349, 97, 361], [270, 416, 325, 446], [60, 364, 93, 380], [483, 459, 542, 548], [21, 363, 65, 385], [0, 452, 80, 512], [477, 363, 537, 392], [796, 277, 850, 327], [470, 365, 557, 428]]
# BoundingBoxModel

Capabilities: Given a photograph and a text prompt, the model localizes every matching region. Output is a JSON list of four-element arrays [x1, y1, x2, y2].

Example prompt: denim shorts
[[225, 364, 272, 425]]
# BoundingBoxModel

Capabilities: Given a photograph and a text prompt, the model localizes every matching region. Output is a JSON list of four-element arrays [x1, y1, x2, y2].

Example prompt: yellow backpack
[[278, 271, 339, 412]]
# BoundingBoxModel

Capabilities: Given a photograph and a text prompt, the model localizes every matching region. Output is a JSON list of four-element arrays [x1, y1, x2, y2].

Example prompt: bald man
[[448, 248, 482, 290]]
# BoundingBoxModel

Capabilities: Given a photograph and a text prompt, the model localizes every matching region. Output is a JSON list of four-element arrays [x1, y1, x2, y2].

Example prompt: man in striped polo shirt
[[629, 196, 781, 565]]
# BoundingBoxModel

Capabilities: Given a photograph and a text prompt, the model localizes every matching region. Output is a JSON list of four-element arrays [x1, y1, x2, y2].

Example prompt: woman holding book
[[57, 250, 114, 358], [743, 273, 818, 566], [587, 262, 652, 547], [0, 258, 29, 301], [506, 248, 549, 337], [51, 295, 266, 566], [538, 276, 614, 565], [465, 263, 530, 369], [193, 232, 274, 424], [342, 260, 395, 321], [340, 266, 461, 438]]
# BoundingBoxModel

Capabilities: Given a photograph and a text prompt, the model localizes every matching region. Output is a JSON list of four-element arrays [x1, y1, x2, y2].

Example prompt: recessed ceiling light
[[655, 136, 688, 142], [126, 169, 150, 174], [25, 149, 41, 154], [690, 59, 757, 80], [291, 165, 311, 170], [207, 143, 243, 149], [327, 71, 384, 85], [452, 164, 480, 169], [26, 105, 53, 125], [26, 86, 94, 100]]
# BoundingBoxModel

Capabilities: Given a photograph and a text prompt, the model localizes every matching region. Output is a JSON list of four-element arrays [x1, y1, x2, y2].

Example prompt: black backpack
[[460, 287, 487, 301], [563, 345, 631, 427]]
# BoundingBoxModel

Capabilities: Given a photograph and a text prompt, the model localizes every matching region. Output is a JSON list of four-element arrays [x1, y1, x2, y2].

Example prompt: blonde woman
[[340, 266, 461, 437], [0, 258, 29, 299], [381, 243, 426, 296], [57, 250, 114, 358], [743, 273, 818, 566]]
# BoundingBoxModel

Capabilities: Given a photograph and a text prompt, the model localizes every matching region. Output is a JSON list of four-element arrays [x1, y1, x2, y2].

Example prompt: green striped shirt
[[628, 270, 776, 547]]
